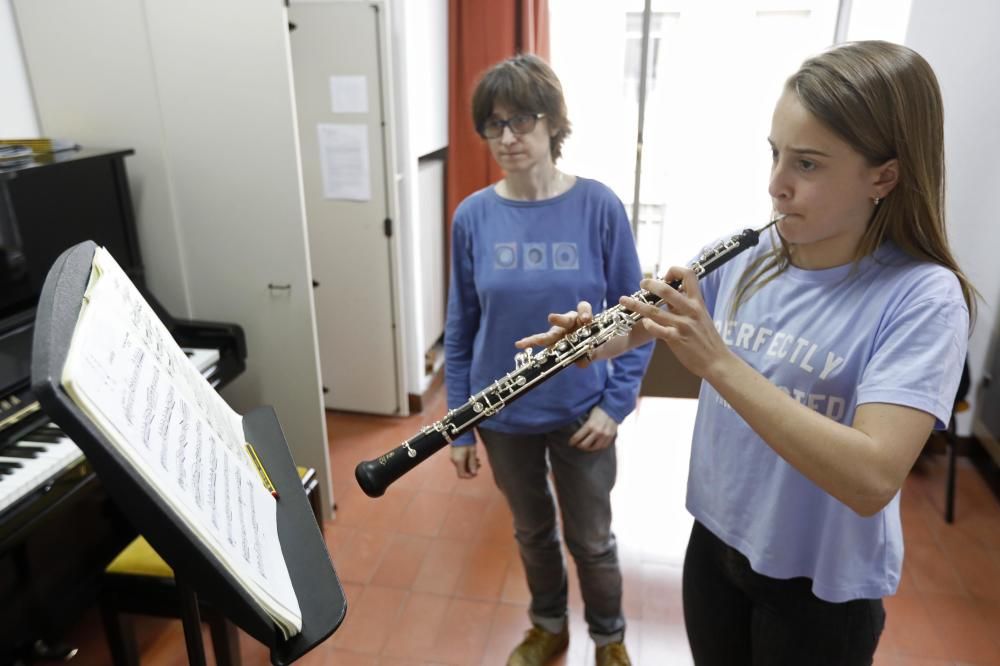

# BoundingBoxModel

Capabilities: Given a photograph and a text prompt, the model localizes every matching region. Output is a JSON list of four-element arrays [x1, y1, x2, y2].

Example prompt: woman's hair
[[471, 53, 572, 161], [733, 40, 976, 319]]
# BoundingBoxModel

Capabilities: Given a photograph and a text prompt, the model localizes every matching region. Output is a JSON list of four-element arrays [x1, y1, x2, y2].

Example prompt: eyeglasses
[[479, 112, 545, 139]]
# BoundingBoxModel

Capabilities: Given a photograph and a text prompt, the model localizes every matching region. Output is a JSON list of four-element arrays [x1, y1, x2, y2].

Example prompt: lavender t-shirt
[[688, 233, 968, 602]]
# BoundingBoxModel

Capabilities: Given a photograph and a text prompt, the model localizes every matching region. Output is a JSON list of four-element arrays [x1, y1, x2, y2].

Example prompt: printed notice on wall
[[316, 123, 371, 201], [329, 75, 368, 114]]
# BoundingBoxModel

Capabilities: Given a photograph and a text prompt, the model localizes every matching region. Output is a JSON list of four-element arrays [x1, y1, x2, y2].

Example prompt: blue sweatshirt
[[444, 177, 653, 445]]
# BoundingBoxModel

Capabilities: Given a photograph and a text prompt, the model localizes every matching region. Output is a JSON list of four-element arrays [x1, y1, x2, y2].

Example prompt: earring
[[873, 196, 882, 206]]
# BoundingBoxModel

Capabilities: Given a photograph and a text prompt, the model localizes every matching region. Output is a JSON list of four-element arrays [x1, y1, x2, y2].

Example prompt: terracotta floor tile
[[500, 542, 532, 604], [480, 602, 531, 665], [560, 613, 594, 666], [620, 551, 644, 618], [632, 618, 693, 666], [904, 541, 967, 597], [475, 497, 515, 543], [323, 648, 379, 665], [364, 486, 419, 532], [882, 593, 951, 660], [331, 584, 408, 655], [896, 559, 919, 596], [370, 533, 432, 589], [380, 591, 451, 660], [918, 593, 1000, 664], [414, 449, 462, 494], [900, 491, 938, 547], [426, 598, 496, 664], [892, 656, 955, 666], [332, 484, 386, 528], [331, 525, 394, 585], [411, 537, 471, 595], [452, 462, 501, 499], [439, 494, 491, 540], [871, 650, 898, 665], [640, 562, 685, 624], [397, 490, 453, 537], [936, 527, 1000, 602], [455, 538, 514, 600]]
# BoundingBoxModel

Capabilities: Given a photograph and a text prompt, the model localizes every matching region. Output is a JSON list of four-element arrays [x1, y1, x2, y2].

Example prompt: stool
[[100, 466, 322, 666]]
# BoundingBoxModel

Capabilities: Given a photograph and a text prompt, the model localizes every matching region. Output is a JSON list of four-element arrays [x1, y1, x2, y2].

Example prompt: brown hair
[[471, 53, 572, 161], [733, 40, 976, 320]]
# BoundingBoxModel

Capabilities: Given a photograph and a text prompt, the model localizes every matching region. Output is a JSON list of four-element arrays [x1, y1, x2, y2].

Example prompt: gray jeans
[[479, 420, 624, 644]]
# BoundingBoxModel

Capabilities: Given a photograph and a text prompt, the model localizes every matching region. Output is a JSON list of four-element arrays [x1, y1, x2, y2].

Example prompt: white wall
[[0, 0, 37, 137], [905, 0, 1000, 435], [403, 0, 448, 157], [391, 0, 449, 398], [11, 0, 191, 317]]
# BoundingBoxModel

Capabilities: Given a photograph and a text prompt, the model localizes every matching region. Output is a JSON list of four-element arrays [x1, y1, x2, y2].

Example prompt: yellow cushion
[[105, 536, 174, 578], [105, 466, 314, 578]]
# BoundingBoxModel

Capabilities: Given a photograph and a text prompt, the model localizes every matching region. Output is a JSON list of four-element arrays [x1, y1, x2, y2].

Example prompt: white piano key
[[0, 347, 219, 516]]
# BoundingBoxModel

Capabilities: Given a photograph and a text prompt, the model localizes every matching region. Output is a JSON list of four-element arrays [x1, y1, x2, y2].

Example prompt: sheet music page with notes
[[61, 247, 301, 638]]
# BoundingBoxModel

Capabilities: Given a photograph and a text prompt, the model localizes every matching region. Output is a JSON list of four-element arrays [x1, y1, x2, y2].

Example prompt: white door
[[289, 0, 407, 415]]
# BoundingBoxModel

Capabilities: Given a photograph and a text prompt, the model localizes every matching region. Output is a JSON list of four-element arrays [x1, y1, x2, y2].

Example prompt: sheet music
[[62, 247, 300, 637]]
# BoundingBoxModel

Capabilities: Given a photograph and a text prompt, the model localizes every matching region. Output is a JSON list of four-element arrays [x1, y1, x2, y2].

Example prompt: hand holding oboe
[[514, 300, 596, 359]]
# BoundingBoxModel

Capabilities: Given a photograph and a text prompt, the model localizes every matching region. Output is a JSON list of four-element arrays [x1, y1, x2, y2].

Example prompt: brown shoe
[[595, 641, 632, 666], [506, 625, 569, 666]]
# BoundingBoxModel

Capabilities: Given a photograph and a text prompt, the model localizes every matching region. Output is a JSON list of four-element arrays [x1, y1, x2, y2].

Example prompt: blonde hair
[[733, 40, 976, 320]]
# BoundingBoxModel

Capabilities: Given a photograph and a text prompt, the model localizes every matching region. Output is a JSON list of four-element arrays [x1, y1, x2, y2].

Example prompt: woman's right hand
[[515, 301, 593, 350], [450, 444, 481, 479]]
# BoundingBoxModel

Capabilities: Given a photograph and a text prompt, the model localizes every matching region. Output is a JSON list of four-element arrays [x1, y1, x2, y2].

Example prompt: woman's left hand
[[620, 266, 733, 381], [569, 405, 618, 451]]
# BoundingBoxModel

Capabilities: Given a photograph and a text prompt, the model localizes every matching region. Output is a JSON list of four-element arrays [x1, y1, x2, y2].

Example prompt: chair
[[941, 360, 971, 524], [99, 466, 322, 666]]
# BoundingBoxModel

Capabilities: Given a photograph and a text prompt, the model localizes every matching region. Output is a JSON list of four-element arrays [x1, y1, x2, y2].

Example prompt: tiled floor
[[64, 385, 1000, 665]]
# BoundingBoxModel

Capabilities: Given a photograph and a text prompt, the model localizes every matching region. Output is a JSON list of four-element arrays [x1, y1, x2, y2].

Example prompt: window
[[551, 0, 841, 274]]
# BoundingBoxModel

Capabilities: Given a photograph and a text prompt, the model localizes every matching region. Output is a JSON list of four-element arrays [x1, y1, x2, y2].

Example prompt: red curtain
[[446, 0, 550, 229]]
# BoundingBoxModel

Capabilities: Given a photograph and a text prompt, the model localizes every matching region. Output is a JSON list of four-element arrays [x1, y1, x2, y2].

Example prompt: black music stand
[[30, 241, 346, 665]]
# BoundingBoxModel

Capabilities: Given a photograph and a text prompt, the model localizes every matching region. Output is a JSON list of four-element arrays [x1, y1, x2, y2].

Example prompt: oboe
[[355, 216, 783, 498]]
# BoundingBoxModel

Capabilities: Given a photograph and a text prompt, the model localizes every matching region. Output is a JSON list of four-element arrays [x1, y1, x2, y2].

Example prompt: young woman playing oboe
[[518, 40, 974, 665]]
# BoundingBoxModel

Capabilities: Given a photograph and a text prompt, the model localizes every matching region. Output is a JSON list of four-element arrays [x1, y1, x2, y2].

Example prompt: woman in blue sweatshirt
[[444, 54, 653, 666]]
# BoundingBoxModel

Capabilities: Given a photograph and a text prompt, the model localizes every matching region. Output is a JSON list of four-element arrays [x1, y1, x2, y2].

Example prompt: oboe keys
[[514, 347, 534, 370]]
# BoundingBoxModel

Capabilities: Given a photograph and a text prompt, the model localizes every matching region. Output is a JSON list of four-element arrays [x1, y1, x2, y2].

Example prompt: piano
[[0, 148, 246, 663]]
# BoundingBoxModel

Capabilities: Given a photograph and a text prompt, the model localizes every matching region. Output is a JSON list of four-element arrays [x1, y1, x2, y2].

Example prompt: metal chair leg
[[945, 415, 958, 524]]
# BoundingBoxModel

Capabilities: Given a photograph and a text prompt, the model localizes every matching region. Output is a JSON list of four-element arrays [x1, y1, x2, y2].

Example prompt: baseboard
[[408, 364, 444, 414]]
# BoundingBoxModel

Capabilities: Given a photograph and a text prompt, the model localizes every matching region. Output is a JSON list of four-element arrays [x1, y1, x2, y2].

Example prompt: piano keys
[[0, 347, 220, 518]]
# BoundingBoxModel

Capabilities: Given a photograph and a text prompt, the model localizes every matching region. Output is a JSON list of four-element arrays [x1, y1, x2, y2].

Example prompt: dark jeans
[[479, 421, 624, 644], [682, 520, 885, 666]]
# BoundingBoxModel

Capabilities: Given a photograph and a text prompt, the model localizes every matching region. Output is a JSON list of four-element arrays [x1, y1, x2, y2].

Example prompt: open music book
[[60, 247, 301, 639]]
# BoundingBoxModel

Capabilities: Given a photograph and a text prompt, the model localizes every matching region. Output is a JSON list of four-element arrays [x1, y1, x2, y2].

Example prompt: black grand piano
[[0, 148, 246, 663]]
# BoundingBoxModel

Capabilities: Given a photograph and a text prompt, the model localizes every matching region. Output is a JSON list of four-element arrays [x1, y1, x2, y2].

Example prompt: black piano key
[[22, 433, 63, 444], [0, 461, 23, 470], [35, 426, 64, 437], [4, 447, 43, 458]]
